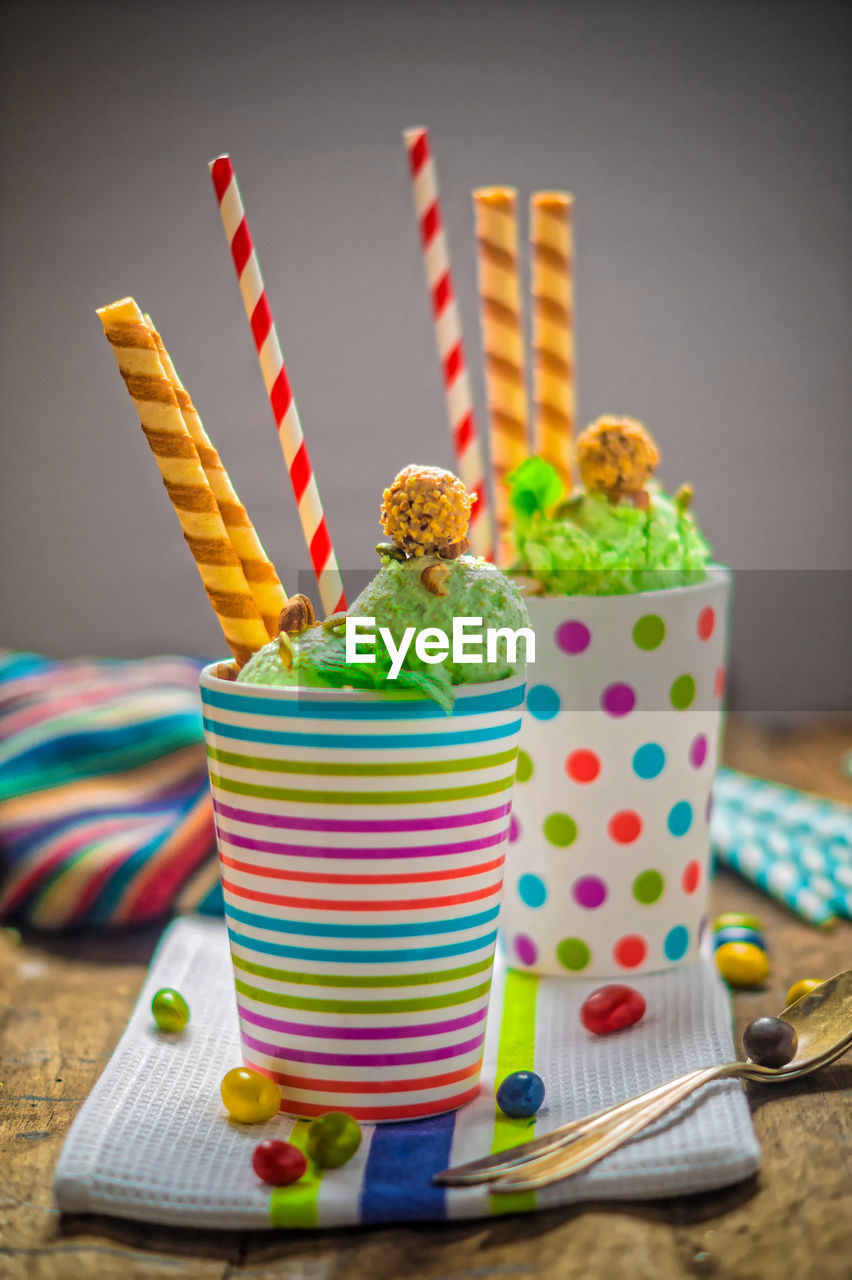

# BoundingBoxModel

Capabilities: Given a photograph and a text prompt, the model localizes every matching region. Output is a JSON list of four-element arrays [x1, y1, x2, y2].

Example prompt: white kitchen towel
[[54, 918, 760, 1228]]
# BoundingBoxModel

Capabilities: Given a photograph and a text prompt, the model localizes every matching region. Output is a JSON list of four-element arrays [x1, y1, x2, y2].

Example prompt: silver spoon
[[436, 968, 852, 1190]]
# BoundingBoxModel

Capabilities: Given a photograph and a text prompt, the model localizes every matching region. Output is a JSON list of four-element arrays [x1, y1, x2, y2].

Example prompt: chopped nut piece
[[277, 593, 315, 635], [675, 483, 694, 514], [322, 611, 348, 632], [375, 541, 407, 563], [213, 661, 239, 681], [421, 562, 450, 596], [510, 574, 546, 597], [277, 631, 294, 671]]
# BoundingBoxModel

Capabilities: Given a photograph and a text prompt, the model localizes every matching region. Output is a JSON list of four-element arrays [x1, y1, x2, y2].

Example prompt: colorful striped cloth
[[54, 917, 760, 1226], [0, 650, 222, 927]]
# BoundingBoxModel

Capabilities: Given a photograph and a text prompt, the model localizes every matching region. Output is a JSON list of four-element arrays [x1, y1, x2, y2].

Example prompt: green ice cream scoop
[[351, 554, 529, 683], [508, 430, 712, 596], [238, 463, 529, 709], [237, 556, 529, 709]]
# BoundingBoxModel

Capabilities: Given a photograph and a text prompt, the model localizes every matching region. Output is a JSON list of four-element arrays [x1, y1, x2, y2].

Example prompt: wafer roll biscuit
[[97, 298, 270, 667], [531, 192, 575, 491], [473, 187, 528, 565], [145, 316, 288, 637]]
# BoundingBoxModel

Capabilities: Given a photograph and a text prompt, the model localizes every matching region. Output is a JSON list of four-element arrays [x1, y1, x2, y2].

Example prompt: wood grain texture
[[2, 714, 850, 1280]]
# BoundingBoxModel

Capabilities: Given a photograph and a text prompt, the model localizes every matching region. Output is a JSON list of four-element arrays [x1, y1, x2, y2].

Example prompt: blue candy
[[496, 1070, 545, 1118], [713, 926, 767, 952]]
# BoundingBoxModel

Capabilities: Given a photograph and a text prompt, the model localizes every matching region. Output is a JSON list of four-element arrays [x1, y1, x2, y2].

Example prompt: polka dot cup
[[504, 568, 731, 977]]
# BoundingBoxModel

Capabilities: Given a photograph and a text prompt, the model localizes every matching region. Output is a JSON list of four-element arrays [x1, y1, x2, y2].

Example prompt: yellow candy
[[786, 978, 824, 1006], [220, 1067, 281, 1123], [714, 941, 769, 988]]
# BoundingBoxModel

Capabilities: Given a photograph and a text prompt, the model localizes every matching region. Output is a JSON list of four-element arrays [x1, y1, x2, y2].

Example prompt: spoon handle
[[434, 1066, 717, 1186], [490, 1063, 740, 1192]]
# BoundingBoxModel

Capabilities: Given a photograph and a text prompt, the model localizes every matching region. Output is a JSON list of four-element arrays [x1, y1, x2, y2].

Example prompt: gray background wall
[[1, 0, 850, 712]]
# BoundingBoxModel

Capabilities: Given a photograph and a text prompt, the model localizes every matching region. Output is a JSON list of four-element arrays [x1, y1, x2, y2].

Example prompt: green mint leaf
[[507, 457, 565, 518]]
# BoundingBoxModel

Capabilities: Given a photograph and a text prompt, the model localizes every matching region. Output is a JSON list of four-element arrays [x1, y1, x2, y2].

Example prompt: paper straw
[[209, 155, 346, 617], [403, 127, 493, 561], [146, 315, 288, 638], [473, 187, 528, 566], [530, 192, 575, 492], [97, 298, 270, 667]]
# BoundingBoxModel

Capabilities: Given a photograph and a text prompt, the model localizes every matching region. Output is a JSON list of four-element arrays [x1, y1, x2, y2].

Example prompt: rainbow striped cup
[[199, 667, 526, 1123]]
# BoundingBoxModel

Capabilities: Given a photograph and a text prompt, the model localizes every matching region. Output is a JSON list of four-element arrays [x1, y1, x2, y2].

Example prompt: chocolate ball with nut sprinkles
[[380, 465, 473, 559], [575, 416, 660, 510]]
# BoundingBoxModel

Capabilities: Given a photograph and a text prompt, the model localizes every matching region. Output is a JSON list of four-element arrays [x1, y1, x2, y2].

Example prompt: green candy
[[151, 987, 190, 1033], [712, 911, 764, 934], [306, 1111, 362, 1168]]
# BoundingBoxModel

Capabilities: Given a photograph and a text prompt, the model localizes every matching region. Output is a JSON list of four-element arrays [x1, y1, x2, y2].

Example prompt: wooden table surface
[[2, 715, 851, 1280]]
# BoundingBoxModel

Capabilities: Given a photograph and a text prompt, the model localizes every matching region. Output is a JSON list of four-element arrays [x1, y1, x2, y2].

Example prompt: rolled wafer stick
[[97, 297, 270, 667], [145, 315, 288, 637], [531, 192, 575, 491], [473, 187, 528, 565]]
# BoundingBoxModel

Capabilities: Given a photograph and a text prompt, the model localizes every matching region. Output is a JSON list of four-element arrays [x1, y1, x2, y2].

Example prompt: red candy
[[251, 1139, 307, 1186], [580, 984, 646, 1035]]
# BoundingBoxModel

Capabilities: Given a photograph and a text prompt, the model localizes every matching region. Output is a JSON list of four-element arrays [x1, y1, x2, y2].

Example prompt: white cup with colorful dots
[[503, 568, 731, 977]]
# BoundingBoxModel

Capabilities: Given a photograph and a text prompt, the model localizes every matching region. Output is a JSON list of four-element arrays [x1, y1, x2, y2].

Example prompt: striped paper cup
[[199, 668, 526, 1122], [503, 569, 731, 977]]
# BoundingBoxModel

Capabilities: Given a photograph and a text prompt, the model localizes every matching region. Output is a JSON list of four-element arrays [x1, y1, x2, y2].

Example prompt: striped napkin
[[54, 917, 760, 1227]]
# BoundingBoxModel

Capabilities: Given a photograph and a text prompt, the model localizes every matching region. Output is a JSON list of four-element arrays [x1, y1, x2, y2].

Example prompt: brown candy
[[742, 1017, 798, 1068]]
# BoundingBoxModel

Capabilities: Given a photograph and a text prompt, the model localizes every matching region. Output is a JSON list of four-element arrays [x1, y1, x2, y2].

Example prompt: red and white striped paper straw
[[403, 127, 494, 562], [209, 155, 347, 617]]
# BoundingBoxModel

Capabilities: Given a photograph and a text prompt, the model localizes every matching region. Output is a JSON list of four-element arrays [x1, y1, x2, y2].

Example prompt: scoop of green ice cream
[[352, 554, 529, 683], [236, 626, 346, 690], [508, 458, 712, 595], [237, 554, 529, 710], [237, 623, 453, 702]]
